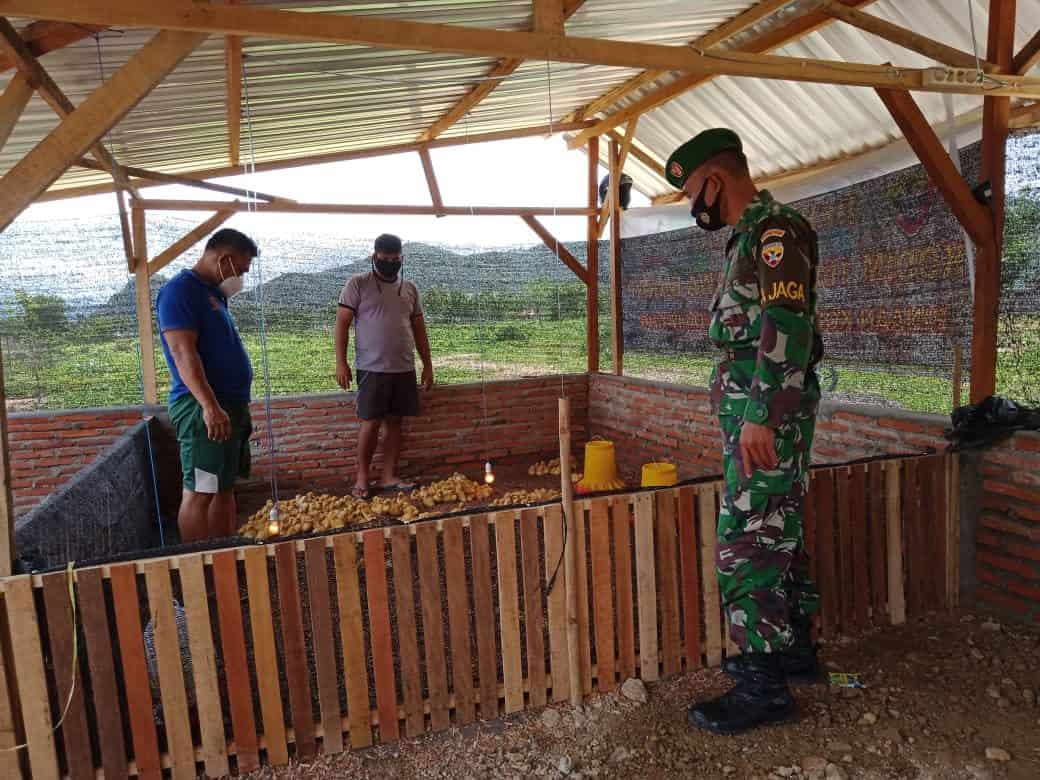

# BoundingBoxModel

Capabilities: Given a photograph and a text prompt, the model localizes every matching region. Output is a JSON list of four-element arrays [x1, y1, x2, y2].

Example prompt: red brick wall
[[974, 432, 1040, 622], [588, 374, 949, 481], [247, 375, 590, 494], [7, 407, 151, 517]]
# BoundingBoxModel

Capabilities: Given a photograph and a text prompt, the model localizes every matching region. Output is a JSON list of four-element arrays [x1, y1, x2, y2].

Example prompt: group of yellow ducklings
[[238, 459, 582, 541]]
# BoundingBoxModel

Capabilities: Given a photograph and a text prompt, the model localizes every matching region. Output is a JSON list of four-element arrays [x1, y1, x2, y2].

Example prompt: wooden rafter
[[875, 88, 992, 248], [1013, 27, 1040, 75], [7, 2, 1037, 98], [138, 199, 593, 217], [226, 0, 242, 167], [417, 0, 585, 142], [36, 120, 595, 203], [0, 70, 31, 152], [74, 157, 294, 203], [149, 208, 236, 275], [417, 148, 444, 214], [532, 0, 565, 35], [597, 117, 637, 238], [520, 215, 587, 282], [0, 19, 103, 72], [608, 130, 663, 178], [0, 28, 207, 232], [565, 0, 792, 124], [820, 0, 995, 70], [567, 0, 882, 149], [973, 0, 1017, 402]]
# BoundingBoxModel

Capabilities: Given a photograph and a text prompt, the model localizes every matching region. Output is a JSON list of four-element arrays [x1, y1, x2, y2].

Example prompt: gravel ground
[[247, 609, 1039, 780]]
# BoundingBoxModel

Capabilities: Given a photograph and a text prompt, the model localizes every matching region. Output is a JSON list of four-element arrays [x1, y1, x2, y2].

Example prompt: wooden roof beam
[[36, 119, 596, 203], [566, 0, 881, 149], [417, 1, 585, 143], [137, 199, 595, 217], [597, 117, 637, 237], [9, 1, 1040, 99], [0, 28, 208, 232], [820, 0, 997, 70], [565, 0, 792, 124], [520, 215, 587, 282], [0, 70, 32, 152], [417, 148, 444, 215], [1013, 27, 1040, 75], [149, 208, 236, 275], [0, 19, 104, 72]]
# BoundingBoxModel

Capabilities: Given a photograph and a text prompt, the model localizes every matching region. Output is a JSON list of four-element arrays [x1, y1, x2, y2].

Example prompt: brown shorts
[[356, 369, 420, 420]]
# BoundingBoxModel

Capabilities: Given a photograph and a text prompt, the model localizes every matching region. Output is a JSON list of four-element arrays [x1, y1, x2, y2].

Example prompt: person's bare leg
[[380, 416, 408, 485], [178, 490, 214, 542], [208, 489, 238, 537], [355, 419, 382, 494]]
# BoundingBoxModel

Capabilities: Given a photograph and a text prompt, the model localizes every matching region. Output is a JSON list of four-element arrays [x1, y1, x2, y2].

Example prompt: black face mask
[[691, 178, 726, 231], [373, 257, 402, 280]]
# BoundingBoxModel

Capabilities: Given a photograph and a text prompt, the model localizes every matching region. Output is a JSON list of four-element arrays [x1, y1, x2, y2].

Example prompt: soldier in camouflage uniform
[[664, 128, 823, 735]]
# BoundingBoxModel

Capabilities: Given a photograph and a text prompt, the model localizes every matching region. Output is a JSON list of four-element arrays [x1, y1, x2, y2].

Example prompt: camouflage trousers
[[716, 410, 819, 653]]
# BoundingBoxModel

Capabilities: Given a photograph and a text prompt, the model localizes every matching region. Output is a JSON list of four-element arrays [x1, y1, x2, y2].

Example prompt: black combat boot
[[688, 652, 795, 735], [723, 616, 822, 683]]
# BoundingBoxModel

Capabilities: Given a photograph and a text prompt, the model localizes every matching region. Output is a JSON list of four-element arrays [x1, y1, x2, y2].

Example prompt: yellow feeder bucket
[[576, 440, 625, 494], [641, 461, 677, 488]]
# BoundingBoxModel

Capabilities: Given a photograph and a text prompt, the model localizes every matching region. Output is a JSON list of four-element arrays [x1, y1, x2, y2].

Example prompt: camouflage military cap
[[664, 128, 743, 189]]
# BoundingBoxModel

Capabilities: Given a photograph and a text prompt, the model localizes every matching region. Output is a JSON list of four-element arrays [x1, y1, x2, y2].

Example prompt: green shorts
[[169, 394, 252, 493]]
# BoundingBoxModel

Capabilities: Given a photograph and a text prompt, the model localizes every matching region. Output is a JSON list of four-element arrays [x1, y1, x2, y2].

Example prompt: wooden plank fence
[[0, 454, 956, 778]]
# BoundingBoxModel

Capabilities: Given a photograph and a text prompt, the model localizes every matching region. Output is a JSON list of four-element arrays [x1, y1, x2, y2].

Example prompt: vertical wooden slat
[[442, 520, 477, 723], [389, 528, 424, 738], [868, 462, 887, 620], [5, 577, 59, 780], [573, 503, 593, 695], [178, 555, 230, 778], [0, 600, 21, 780], [655, 491, 681, 676], [242, 546, 289, 764], [361, 530, 400, 743], [303, 539, 344, 755], [142, 560, 196, 780], [542, 504, 570, 703], [331, 535, 373, 749], [519, 509, 548, 707], [588, 499, 615, 692], [804, 473, 819, 640], [494, 513, 525, 713], [633, 492, 658, 680], [416, 523, 451, 731], [677, 487, 702, 671], [913, 458, 932, 610], [274, 542, 318, 755], [885, 461, 906, 625], [904, 459, 923, 615], [835, 468, 855, 631], [698, 487, 722, 667], [109, 565, 161, 780], [851, 465, 870, 629], [814, 470, 838, 638], [611, 497, 636, 681], [947, 454, 961, 609], [75, 568, 129, 780], [211, 551, 260, 773], [931, 456, 950, 609], [40, 572, 93, 780], [468, 515, 499, 719]]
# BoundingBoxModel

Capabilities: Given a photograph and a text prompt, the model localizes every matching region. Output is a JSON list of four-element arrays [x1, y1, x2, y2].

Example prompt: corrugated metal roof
[[0, 0, 1037, 200]]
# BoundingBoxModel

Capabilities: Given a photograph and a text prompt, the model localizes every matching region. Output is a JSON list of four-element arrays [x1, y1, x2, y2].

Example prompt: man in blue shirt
[[157, 228, 257, 541]]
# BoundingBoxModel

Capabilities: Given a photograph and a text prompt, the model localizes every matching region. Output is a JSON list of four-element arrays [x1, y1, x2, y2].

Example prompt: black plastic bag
[[944, 395, 1040, 451]]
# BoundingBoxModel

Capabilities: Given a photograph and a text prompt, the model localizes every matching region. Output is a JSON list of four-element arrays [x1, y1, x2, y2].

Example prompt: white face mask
[[218, 257, 245, 299]]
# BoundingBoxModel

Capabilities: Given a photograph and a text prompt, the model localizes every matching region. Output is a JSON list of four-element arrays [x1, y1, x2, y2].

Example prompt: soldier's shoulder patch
[[761, 241, 784, 268]]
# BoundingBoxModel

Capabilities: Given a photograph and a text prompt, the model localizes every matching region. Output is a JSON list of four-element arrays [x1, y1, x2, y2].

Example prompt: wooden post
[[132, 206, 158, 405], [559, 398, 583, 706], [973, 0, 1017, 402], [0, 339, 14, 578], [947, 453, 961, 609], [885, 461, 906, 625], [586, 135, 600, 373], [608, 138, 623, 375]]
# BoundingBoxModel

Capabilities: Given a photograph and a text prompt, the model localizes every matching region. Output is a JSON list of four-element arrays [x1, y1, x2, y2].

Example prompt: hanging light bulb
[[484, 461, 495, 485], [267, 506, 281, 536]]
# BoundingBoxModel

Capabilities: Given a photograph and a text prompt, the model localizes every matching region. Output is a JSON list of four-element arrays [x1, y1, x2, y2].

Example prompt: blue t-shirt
[[156, 270, 253, 404]]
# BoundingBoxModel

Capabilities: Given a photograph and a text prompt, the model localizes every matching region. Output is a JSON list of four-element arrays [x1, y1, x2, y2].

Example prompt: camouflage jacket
[[708, 190, 822, 427]]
